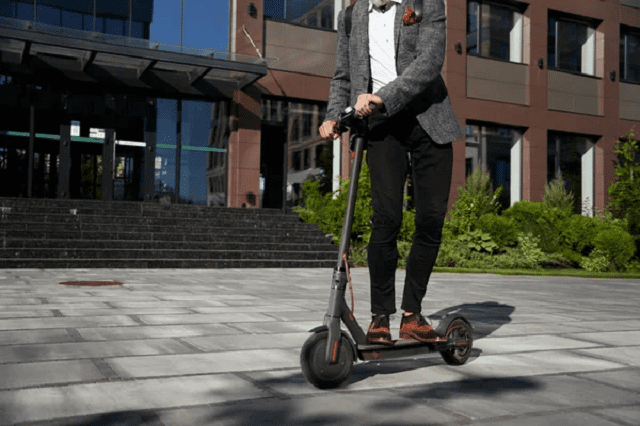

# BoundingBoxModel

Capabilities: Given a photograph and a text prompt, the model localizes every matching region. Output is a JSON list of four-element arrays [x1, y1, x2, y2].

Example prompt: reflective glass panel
[[149, 0, 181, 45], [183, 1, 227, 51], [155, 98, 178, 198], [265, 0, 335, 30], [480, 2, 512, 61], [37, 5, 60, 25]]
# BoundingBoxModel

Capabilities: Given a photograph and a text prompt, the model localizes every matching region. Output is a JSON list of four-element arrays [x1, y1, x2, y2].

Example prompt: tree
[[608, 130, 640, 236]]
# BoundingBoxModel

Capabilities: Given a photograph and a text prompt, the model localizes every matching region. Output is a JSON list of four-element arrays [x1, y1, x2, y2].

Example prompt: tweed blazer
[[325, 0, 463, 144]]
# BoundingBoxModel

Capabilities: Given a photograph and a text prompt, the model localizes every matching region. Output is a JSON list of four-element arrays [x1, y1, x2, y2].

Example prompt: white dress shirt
[[368, 0, 401, 94]]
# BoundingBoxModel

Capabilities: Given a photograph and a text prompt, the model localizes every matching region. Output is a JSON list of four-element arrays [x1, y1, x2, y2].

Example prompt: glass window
[[182, 1, 227, 51], [621, 28, 640, 83], [547, 133, 595, 215], [155, 98, 178, 199], [16, 1, 34, 21], [37, 5, 61, 26], [265, 0, 335, 30], [180, 100, 213, 205], [105, 17, 125, 36], [1, 1, 15, 19], [548, 14, 596, 76], [466, 123, 522, 208], [61, 10, 84, 31], [467, 1, 523, 62]]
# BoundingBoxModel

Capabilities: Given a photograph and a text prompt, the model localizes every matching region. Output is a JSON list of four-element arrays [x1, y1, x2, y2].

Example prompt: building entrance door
[[260, 123, 287, 210]]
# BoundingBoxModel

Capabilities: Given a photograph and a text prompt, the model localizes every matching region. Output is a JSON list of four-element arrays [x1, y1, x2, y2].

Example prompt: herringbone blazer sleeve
[[375, 0, 446, 117], [325, 9, 351, 123]]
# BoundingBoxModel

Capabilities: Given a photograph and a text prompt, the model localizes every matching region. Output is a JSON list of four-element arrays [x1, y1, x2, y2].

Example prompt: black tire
[[300, 330, 354, 389], [440, 319, 473, 365]]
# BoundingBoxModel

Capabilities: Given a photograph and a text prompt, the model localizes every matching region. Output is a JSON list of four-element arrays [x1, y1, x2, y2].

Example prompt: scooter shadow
[[346, 301, 514, 385]]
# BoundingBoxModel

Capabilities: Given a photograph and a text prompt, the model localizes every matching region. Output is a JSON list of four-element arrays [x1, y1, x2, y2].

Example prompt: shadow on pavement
[[430, 300, 515, 339]]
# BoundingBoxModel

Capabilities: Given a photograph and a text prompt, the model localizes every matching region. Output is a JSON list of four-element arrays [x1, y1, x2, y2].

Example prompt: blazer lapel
[[394, 0, 412, 52], [353, 0, 370, 79]]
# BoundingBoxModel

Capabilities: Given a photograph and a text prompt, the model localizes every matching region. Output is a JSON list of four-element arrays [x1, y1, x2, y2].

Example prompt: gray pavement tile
[[0, 298, 44, 306], [0, 311, 55, 319], [394, 374, 640, 421], [0, 303, 112, 311], [575, 368, 640, 392], [191, 305, 309, 315], [593, 406, 640, 426], [572, 319, 640, 332], [157, 295, 261, 301], [231, 320, 320, 334], [474, 334, 602, 355], [159, 391, 462, 426], [471, 411, 625, 426], [451, 350, 626, 378], [0, 360, 104, 390], [0, 315, 139, 331], [184, 332, 311, 352], [0, 374, 267, 425], [136, 312, 277, 325], [76, 324, 238, 342], [484, 322, 593, 337], [574, 346, 640, 367], [106, 348, 300, 378], [567, 330, 640, 346], [0, 339, 194, 364], [108, 300, 228, 308], [246, 360, 472, 396], [0, 329, 75, 346], [57, 308, 194, 317]]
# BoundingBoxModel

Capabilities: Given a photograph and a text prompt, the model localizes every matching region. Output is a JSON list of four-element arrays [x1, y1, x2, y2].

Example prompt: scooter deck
[[357, 337, 460, 361]]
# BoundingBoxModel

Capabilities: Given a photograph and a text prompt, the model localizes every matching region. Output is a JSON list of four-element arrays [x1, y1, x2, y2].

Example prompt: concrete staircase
[[0, 198, 338, 268]]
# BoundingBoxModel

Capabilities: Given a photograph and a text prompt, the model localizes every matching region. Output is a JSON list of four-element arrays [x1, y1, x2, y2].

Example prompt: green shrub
[[608, 129, 640, 237], [502, 201, 571, 254], [476, 213, 518, 248], [445, 167, 503, 236], [580, 248, 611, 272], [592, 227, 636, 271], [558, 214, 605, 255], [543, 173, 574, 212]]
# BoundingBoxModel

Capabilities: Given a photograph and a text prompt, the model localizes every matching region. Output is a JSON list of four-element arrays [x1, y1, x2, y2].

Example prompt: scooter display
[[300, 105, 474, 389]]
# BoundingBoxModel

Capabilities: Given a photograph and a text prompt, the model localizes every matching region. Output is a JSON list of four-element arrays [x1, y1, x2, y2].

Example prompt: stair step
[[0, 259, 336, 268]]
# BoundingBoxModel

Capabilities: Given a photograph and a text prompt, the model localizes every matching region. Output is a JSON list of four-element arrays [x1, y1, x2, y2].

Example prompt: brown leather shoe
[[400, 313, 444, 342], [365, 314, 394, 346]]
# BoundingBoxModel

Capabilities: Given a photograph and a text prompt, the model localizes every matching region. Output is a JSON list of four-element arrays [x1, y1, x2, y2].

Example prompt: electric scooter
[[300, 105, 474, 389]]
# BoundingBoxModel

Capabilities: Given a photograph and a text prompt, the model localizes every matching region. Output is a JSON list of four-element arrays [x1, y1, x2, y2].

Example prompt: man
[[319, 0, 462, 345]]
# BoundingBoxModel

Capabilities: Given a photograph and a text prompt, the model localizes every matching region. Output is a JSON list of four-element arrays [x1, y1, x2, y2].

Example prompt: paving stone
[[567, 330, 640, 346], [572, 319, 640, 332], [452, 350, 626, 378], [76, 324, 238, 342], [135, 312, 277, 326], [484, 322, 594, 337], [474, 334, 602, 355], [184, 332, 310, 352], [470, 411, 624, 426], [575, 368, 640, 392], [107, 300, 228, 308], [231, 320, 320, 334], [396, 374, 640, 421], [0, 302, 112, 311], [574, 346, 640, 367], [57, 308, 193, 317], [0, 339, 194, 363], [0, 316, 139, 331], [592, 406, 640, 426], [0, 360, 104, 390], [107, 348, 300, 378], [189, 305, 307, 314], [0, 374, 267, 425], [159, 391, 462, 426], [0, 311, 55, 319], [0, 330, 75, 346]]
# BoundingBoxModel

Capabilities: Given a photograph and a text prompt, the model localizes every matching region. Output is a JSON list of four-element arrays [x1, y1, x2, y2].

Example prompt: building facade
[[231, 0, 640, 215], [2, 0, 640, 215], [0, 0, 266, 206]]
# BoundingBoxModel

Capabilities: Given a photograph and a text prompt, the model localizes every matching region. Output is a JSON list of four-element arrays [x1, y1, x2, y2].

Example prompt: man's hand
[[355, 94, 384, 117], [319, 120, 340, 140]]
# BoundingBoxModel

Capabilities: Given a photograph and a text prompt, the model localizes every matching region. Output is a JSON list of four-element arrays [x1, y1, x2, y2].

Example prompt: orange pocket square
[[403, 6, 418, 26]]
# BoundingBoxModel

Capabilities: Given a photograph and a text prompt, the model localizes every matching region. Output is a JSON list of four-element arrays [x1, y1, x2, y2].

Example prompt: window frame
[[467, 0, 525, 63], [621, 26, 640, 84], [548, 11, 600, 77]]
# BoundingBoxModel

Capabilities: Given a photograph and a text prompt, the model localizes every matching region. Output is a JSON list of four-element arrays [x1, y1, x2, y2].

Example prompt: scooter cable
[[342, 252, 356, 314]]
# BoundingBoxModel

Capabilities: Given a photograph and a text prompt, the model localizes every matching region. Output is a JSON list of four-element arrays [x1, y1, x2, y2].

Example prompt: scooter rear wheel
[[440, 318, 473, 365], [300, 330, 354, 389]]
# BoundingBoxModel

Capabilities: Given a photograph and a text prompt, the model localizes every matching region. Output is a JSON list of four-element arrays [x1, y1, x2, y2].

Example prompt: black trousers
[[366, 110, 453, 315]]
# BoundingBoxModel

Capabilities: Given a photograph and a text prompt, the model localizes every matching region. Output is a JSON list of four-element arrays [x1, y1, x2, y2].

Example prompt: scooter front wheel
[[300, 330, 354, 389], [440, 318, 473, 365]]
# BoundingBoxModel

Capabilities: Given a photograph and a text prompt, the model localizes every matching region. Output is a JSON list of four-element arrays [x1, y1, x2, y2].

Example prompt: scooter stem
[[324, 119, 367, 364]]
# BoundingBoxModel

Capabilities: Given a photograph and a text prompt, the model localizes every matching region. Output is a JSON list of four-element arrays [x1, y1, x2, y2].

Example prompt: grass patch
[[432, 266, 640, 279]]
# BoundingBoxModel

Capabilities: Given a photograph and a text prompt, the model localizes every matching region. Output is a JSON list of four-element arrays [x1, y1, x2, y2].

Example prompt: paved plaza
[[0, 268, 639, 425]]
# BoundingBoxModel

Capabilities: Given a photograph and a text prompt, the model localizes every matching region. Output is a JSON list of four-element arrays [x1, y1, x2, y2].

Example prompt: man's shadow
[[349, 301, 514, 383]]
